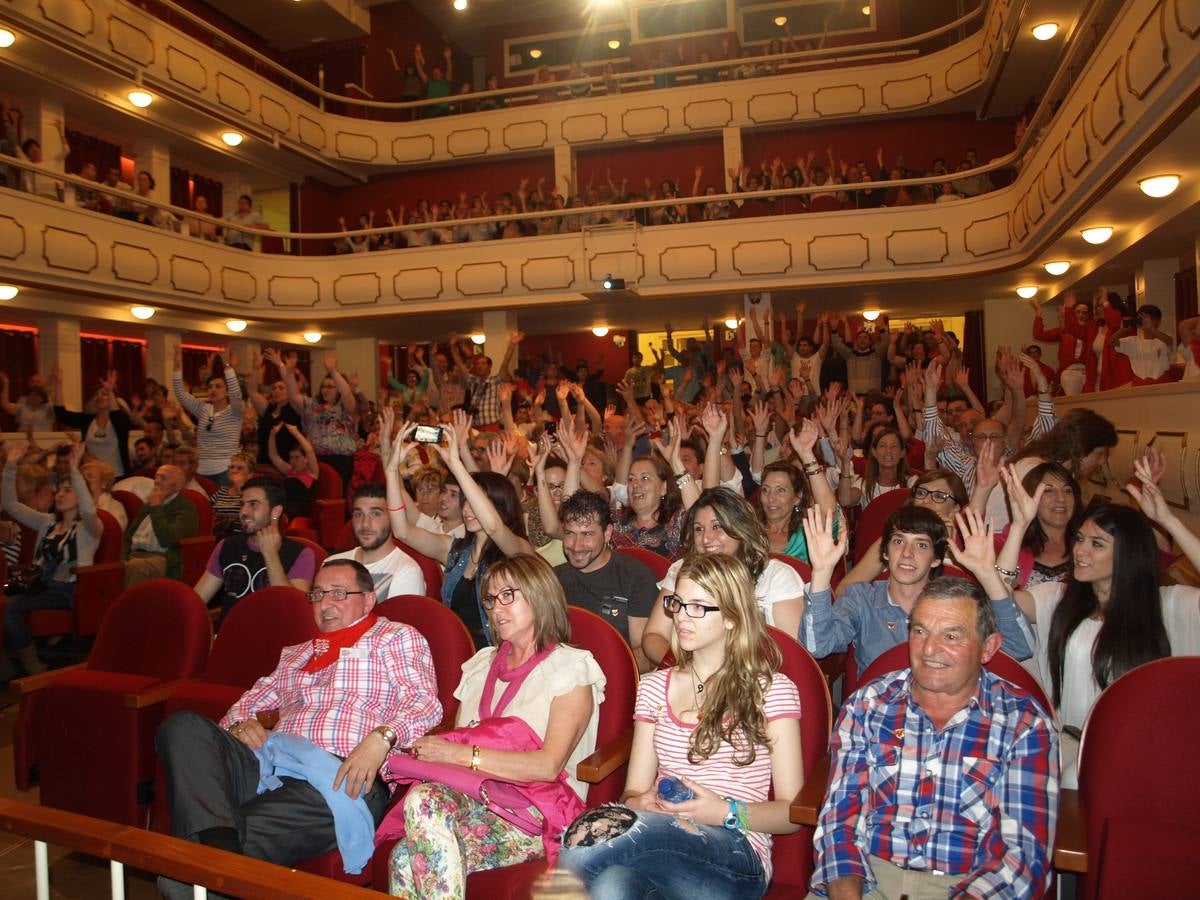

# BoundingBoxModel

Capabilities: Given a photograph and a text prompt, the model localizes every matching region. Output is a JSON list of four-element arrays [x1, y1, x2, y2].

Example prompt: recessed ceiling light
[[608, 39, 621, 50], [0, 284, 19, 300], [221, 131, 244, 147], [774, 16, 787, 27], [724, 317, 739, 330], [1031, 22, 1059, 41], [592, 326, 610, 337], [454, 0, 468, 10], [1044, 260, 1071, 276], [0, 29, 15, 48], [863, 309, 881, 321], [471, 333, 486, 345], [303, 331, 322, 343], [1080, 226, 1114, 245], [529, 48, 542, 60], [130, 305, 156, 320], [127, 90, 153, 108], [862, 5, 871, 15], [1138, 174, 1180, 198], [225, 319, 247, 333], [1016, 286, 1038, 299]]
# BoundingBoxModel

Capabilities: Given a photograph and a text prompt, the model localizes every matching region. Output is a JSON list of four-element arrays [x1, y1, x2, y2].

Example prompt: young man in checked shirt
[[155, 558, 441, 897], [807, 577, 1059, 900]]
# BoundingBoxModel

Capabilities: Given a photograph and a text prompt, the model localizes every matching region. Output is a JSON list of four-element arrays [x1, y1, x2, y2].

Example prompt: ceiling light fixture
[[1080, 226, 1114, 245], [862, 5, 871, 15], [1138, 174, 1181, 198], [0, 29, 15, 48], [0, 284, 19, 300], [130, 305, 156, 320], [529, 48, 542, 60], [225, 319, 248, 333], [1031, 22, 1059, 41], [221, 131, 244, 147], [127, 89, 153, 108], [608, 39, 621, 50], [453, 0, 468, 10], [601, 275, 625, 290], [862, 310, 881, 322], [1016, 286, 1038, 299], [1044, 260, 1071, 276], [303, 331, 322, 344], [724, 317, 740, 330], [774, 16, 788, 27], [591, 326, 610, 337], [470, 333, 486, 345]]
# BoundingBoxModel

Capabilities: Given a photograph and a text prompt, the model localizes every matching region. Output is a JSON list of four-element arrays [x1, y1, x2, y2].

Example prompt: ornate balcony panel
[[1, 0, 1196, 322], [5, 0, 1016, 170]]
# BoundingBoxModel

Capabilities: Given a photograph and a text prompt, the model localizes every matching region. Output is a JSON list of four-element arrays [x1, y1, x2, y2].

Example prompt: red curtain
[[64, 130, 120, 178], [80, 337, 111, 399], [111, 341, 147, 399], [963, 309, 986, 404], [0, 328, 39, 431], [169, 168, 223, 215], [1175, 267, 1197, 323]]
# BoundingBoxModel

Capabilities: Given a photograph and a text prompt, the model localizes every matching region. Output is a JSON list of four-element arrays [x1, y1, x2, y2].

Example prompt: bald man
[[123, 463, 199, 585]]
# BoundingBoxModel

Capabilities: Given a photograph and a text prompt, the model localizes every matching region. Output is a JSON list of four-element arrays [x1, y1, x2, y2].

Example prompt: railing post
[[192, 885, 208, 899], [110, 860, 125, 900], [35, 839, 49, 900]]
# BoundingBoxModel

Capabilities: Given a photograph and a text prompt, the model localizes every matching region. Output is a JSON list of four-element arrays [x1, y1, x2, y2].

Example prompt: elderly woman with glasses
[[559, 553, 803, 900], [388, 554, 606, 897]]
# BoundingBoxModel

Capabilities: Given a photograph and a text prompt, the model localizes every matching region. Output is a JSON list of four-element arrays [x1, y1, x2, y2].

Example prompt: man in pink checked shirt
[[155, 558, 441, 897]]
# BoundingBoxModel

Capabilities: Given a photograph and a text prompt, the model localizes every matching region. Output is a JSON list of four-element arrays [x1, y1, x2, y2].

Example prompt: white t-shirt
[[415, 512, 466, 540], [657, 557, 805, 626], [1116, 335, 1171, 379], [325, 545, 426, 600], [113, 475, 155, 501], [825, 471, 917, 509]]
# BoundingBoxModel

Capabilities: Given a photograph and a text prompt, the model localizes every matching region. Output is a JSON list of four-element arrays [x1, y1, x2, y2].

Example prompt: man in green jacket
[[123, 464, 198, 585]]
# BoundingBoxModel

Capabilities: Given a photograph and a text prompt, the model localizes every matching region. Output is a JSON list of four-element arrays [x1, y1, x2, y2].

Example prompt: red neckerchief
[[301, 614, 378, 673], [479, 641, 556, 719]]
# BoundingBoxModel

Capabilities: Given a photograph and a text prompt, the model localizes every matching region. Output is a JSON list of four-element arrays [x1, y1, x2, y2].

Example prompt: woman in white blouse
[[993, 461, 1200, 786]]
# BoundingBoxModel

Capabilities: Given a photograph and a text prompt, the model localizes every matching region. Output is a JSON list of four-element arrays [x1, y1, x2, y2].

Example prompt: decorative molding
[[170, 255, 212, 294], [1125, 0, 1172, 100], [807, 233, 869, 271], [42, 225, 98, 273], [658, 244, 718, 281], [881, 74, 933, 110], [165, 44, 207, 92], [500, 120, 550, 151], [0, 215, 28, 260], [620, 106, 670, 137], [885, 228, 949, 266], [297, 115, 327, 151], [107, 15, 154, 67], [731, 239, 793, 276], [267, 275, 320, 307], [560, 113, 608, 144], [1147, 431, 1190, 510], [1040, 146, 1066, 203], [40, 0, 94, 37], [682, 98, 733, 131], [1176, 0, 1200, 38], [394, 267, 444, 301], [260, 96, 291, 133], [746, 91, 799, 123], [963, 214, 1010, 257], [220, 267, 256, 303], [1090, 61, 1126, 145], [110, 241, 159, 284], [812, 84, 866, 117], [216, 72, 252, 114], [1063, 108, 1092, 178], [332, 273, 381, 306], [456, 261, 509, 297], [446, 127, 491, 158], [392, 134, 436, 164], [334, 131, 378, 162], [520, 256, 577, 292]]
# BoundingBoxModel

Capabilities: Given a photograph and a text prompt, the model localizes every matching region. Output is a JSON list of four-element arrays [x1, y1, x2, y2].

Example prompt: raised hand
[[557, 417, 590, 462], [1135, 446, 1167, 487], [1000, 465, 1043, 532], [948, 507, 996, 575], [1127, 477, 1173, 526], [378, 406, 395, 461], [749, 399, 770, 438], [262, 347, 286, 370], [386, 421, 418, 472], [173, 343, 183, 368], [450, 408, 473, 447], [66, 441, 86, 470], [700, 402, 727, 439], [485, 440, 514, 477], [973, 435, 1002, 496], [801, 506, 847, 574], [323, 353, 338, 373], [788, 418, 820, 460]]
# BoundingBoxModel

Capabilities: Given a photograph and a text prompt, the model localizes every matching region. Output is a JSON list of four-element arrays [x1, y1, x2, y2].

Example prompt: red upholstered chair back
[[94, 509, 124, 564], [291, 536, 327, 570], [335, 519, 356, 552], [111, 489, 143, 523], [852, 489, 911, 563], [314, 462, 344, 502], [86, 579, 210, 680], [204, 586, 317, 687], [766, 625, 832, 890], [770, 553, 812, 583], [1078, 657, 1200, 900], [395, 540, 444, 598], [182, 489, 213, 535], [375, 595, 475, 726], [613, 546, 671, 580], [807, 195, 842, 213], [195, 475, 219, 497], [567, 606, 639, 805]]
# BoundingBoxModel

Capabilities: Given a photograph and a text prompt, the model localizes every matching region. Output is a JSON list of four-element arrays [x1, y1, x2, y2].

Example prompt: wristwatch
[[374, 724, 398, 748]]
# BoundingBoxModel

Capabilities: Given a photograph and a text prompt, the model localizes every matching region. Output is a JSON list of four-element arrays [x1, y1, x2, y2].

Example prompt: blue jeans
[[557, 806, 766, 900], [4, 580, 74, 650]]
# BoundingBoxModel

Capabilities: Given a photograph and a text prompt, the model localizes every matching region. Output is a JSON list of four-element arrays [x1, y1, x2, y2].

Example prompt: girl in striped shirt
[[559, 553, 803, 899]]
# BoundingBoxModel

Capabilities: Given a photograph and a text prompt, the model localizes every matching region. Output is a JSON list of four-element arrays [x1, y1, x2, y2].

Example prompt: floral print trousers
[[388, 782, 544, 899]]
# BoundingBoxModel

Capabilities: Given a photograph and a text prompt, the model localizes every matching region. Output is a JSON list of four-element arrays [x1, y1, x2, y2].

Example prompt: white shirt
[[325, 545, 426, 600], [657, 557, 805, 626], [1116, 334, 1171, 380], [415, 512, 466, 540]]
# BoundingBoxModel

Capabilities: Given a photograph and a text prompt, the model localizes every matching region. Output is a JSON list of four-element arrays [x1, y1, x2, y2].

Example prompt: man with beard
[[193, 476, 316, 622], [325, 484, 425, 599]]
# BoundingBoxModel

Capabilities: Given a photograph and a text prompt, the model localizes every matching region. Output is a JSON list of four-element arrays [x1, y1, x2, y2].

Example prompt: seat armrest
[[10, 663, 87, 695], [577, 728, 632, 784], [124, 677, 202, 709], [1054, 788, 1087, 873], [790, 754, 830, 826]]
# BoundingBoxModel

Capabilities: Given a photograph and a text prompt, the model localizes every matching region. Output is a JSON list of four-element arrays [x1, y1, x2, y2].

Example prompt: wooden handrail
[[0, 797, 378, 897], [124, 677, 202, 709]]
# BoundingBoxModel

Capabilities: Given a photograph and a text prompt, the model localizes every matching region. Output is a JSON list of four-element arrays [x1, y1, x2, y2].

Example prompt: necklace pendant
[[696, 683, 704, 693]]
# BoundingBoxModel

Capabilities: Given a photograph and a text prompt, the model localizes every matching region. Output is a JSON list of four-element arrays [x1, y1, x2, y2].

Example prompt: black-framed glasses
[[481, 587, 522, 611], [913, 486, 954, 504], [307, 588, 367, 603], [662, 594, 721, 619]]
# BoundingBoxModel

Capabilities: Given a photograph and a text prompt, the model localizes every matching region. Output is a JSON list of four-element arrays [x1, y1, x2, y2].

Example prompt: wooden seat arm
[[10, 663, 87, 695], [124, 677, 202, 709], [577, 728, 633, 784], [790, 754, 831, 826], [1053, 788, 1087, 873]]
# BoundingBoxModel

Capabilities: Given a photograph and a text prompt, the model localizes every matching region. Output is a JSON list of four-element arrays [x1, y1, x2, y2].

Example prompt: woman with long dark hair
[[834, 426, 914, 509], [748, 418, 839, 562], [610, 421, 700, 560], [558, 553, 802, 899], [385, 420, 534, 647], [995, 461, 1200, 785]]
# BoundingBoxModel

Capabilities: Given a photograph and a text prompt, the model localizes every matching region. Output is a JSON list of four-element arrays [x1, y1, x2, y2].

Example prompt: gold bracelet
[[469, 745, 482, 772]]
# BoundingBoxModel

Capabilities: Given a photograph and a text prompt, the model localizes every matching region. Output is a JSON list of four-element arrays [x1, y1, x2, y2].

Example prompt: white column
[[983, 296, 1036, 401], [228, 338, 257, 381], [482, 310, 518, 371], [40, 314, 82, 409], [131, 139, 171, 204], [553, 145, 576, 197], [335, 337, 379, 403], [146, 329, 181, 389], [1135, 257, 1181, 337], [222, 173, 255, 218], [722, 126, 742, 191]]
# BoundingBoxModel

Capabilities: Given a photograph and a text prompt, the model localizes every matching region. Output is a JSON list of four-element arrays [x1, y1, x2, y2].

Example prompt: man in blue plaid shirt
[[808, 577, 1058, 899]]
